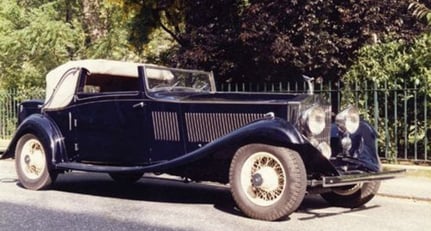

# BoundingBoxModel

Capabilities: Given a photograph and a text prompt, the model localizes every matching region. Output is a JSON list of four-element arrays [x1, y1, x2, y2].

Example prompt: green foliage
[[110, 0, 184, 52], [84, 2, 140, 61], [0, 0, 84, 90], [344, 34, 431, 94], [343, 33, 431, 161], [0, 0, 140, 92], [155, 0, 428, 83]]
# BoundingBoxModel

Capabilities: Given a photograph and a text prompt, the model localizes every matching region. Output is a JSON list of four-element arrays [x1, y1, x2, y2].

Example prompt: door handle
[[133, 102, 145, 108]]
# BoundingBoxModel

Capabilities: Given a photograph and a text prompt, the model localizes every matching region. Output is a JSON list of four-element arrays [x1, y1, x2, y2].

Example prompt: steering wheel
[[192, 82, 209, 91]]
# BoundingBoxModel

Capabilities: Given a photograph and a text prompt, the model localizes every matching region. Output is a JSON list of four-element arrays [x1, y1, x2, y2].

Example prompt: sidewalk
[[379, 164, 431, 201], [0, 139, 9, 151]]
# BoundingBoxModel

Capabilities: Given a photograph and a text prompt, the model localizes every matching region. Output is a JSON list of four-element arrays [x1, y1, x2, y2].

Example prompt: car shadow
[[18, 172, 379, 221], [297, 195, 381, 221], [49, 172, 244, 217], [52, 172, 232, 203]]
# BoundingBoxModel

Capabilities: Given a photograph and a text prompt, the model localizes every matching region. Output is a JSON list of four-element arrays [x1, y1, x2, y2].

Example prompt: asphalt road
[[1, 159, 430, 231]]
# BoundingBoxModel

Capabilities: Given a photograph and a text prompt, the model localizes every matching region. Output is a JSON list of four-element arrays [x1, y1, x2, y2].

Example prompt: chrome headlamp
[[335, 106, 360, 134], [301, 105, 326, 136]]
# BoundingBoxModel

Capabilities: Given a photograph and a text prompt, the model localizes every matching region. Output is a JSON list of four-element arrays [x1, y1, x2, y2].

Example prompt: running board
[[55, 162, 151, 173], [308, 169, 406, 188]]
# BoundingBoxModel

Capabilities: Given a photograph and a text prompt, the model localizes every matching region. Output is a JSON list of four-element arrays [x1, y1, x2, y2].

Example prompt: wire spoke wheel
[[241, 152, 286, 206], [230, 144, 306, 221]]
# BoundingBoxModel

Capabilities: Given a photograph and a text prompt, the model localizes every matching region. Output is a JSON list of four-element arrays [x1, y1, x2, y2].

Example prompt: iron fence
[[1, 82, 430, 163], [0, 88, 45, 140], [0, 89, 19, 140], [218, 81, 430, 163]]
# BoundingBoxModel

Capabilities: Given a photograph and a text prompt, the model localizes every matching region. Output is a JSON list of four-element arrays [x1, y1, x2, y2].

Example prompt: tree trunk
[[82, 0, 106, 45]]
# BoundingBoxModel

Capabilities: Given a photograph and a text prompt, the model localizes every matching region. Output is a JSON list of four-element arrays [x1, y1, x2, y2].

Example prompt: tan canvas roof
[[44, 59, 173, 105]]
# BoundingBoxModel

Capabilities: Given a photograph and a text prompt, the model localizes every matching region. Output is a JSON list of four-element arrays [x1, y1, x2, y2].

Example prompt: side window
[[44, 68, 80, 109], [79, 73, 140, 94]]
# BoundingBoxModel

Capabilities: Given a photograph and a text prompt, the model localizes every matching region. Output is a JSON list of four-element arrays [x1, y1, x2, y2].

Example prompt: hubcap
[[333, 183, 363, 196], [19, 139, 46, 180], [240, 152, 286, 206]]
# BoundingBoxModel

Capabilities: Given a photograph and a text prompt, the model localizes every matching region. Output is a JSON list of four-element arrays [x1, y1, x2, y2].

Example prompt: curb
[[0, 139, 9, 152], [377, 192, 431, 202], [380, 164, 431, 202], [383, 164, 431, 178]]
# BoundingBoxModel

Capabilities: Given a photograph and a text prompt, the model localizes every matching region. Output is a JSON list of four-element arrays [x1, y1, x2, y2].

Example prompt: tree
[[340, 1, 431, 160], [150, 0, 429, 83], [0, 0, 139, 92], [107, 0, 183, 60], [234, 1, 427, 82], [0, 0, 84, 91]]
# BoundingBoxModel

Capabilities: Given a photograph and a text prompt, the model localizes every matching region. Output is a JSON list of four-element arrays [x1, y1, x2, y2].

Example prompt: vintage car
[[1, 59, 404, 221]]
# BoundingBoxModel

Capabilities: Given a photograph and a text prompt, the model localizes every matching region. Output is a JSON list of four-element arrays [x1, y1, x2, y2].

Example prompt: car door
[[72, 73, 149, 165]]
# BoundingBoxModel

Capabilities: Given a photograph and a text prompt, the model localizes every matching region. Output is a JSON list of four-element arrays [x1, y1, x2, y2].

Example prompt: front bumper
[[308, 169, 406, 188]]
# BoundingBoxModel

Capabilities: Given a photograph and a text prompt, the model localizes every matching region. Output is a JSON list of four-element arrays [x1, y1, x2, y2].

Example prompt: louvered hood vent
[[185, 113, 265, 142]]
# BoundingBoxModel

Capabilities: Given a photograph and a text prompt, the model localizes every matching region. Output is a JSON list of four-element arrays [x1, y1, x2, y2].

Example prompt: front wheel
[[321, 181, 381, 208], [15, 134, 57, 190], [229, 144, 307, 221]]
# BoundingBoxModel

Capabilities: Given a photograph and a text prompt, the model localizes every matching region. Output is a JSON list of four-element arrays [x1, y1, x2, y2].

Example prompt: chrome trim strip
[[318, 169, 406, 188], [68, 112, 72, 131]]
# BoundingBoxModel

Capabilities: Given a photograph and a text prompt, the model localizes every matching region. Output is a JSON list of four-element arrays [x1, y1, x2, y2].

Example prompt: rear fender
[[0, 114, 66, 166], [18, 100, 44, 124]]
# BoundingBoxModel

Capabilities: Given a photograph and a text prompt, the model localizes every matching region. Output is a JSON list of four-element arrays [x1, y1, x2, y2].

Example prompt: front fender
[[145, 117, 338, 176], [330, 120, 380, 172], [0, 114, 66, 165], [349, 120, 380, 171]]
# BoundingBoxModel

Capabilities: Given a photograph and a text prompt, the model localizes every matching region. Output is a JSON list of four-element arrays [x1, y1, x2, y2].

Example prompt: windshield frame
[[143, 65, 216, 94]]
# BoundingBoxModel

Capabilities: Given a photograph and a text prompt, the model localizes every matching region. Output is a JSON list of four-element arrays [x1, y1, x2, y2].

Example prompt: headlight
[[336, 106, 360, 133], [318, 142, 332, 159], [301, 105, 326, 135]]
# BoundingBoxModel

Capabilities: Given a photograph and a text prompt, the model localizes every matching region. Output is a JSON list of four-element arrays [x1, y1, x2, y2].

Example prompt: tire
[[229, 143, 307, 221], [109, 172, 143, 184], [15, 134, 57, 190], [320, 181, 381, 208]]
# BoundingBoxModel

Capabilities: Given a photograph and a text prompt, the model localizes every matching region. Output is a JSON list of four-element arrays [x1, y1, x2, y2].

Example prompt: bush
[[343, 34, 431, 162]]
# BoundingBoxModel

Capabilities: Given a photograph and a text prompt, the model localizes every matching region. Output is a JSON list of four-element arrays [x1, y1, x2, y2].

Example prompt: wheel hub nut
[[24, 155, 31, 164], [251, 173, 263, 187]]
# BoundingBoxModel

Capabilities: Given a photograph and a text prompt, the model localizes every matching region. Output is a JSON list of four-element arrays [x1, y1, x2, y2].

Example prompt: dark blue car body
[[1, 59, 403, 221]]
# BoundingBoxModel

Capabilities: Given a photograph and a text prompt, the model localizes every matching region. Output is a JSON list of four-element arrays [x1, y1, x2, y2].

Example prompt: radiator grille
[[152, 111, 180, 141], [316, 105, 332, 143], [185, 113, 265, 142]]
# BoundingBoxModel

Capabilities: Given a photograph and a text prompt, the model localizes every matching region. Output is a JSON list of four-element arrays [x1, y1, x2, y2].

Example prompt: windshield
[[145, 66, 215, 93]]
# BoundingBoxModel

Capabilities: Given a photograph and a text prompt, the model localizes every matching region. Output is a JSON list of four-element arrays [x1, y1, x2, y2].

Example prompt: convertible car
[[1, 59, 404, 221]]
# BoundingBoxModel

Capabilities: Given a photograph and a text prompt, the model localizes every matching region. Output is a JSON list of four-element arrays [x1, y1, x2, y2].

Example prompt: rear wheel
[[15, 134, 57, 190], [229, 144, 306, 221]]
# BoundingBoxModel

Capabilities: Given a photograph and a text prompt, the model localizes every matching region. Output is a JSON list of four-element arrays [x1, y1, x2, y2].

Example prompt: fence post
[[394, 89, 398, 160], [414, 81, 418, 161], [373, 81, 379, 156], [425, 84, 428, 160], [384, 80, 390, 160], [404, 81, 408, 159]]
